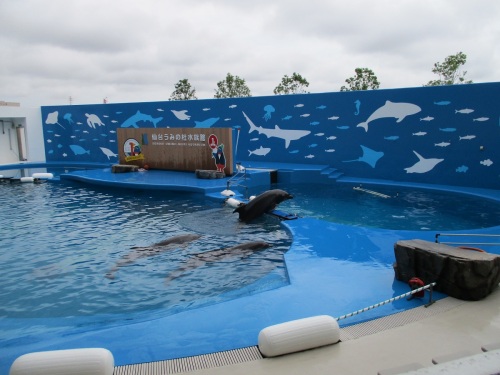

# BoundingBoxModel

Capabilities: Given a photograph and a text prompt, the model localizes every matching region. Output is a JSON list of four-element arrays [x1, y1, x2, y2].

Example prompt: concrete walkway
[[185, 287, 500, 375]]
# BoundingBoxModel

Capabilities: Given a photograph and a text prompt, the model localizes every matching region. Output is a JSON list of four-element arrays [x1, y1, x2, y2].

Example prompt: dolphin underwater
[[105, 233, 202, 279], [233, 189, 293, 222], [165, 241, 271, 284]]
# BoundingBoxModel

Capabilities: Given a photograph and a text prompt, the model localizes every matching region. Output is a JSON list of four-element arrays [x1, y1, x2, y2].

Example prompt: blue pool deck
[[1, 161, 500, 374]]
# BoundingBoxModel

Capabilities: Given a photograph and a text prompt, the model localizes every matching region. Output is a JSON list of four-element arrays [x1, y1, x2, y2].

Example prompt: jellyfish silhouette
[[263, 105, 275, 121]]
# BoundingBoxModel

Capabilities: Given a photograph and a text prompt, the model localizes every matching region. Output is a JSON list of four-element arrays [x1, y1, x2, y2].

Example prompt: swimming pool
[[1, 171, 499, 373]]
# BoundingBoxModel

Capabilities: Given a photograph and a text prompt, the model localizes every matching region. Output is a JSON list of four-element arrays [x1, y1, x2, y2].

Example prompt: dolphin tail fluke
[[248, 150, 253, 156], [356, 122, 368, 132]]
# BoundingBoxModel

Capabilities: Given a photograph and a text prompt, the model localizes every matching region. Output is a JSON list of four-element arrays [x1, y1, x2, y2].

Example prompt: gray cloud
[[0, 0, 498, 107]]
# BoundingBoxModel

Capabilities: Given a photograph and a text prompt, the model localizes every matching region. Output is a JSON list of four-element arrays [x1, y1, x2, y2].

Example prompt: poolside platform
[[57, 161, 341, 197], [116, 289, 500, 374]]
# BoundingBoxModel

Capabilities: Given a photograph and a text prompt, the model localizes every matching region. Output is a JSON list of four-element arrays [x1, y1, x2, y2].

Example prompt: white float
[[9, 348, 114, 375], [32, 173, 54, 180], [225, 197, 243, 208], [258, 315, 340, 357], [220, 189, 235, 197], [20, 177, 35, 183]]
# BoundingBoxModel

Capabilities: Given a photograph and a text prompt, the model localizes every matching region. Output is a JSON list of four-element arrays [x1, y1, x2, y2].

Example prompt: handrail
[[435, 233, 500, 246], [336, 282, 436, 321]]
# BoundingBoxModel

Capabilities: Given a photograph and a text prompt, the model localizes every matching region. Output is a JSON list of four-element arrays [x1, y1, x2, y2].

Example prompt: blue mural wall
[[41, 82, 500, 189]]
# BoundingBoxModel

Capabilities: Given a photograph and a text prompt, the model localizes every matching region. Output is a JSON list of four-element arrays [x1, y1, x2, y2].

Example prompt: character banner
[[117, 128, 234, 175]]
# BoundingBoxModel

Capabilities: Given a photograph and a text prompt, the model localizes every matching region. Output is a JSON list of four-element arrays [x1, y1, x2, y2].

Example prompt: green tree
[[214, 73, 251, 98], [273, 72, 310, 95], [340, 68, 380, 91], [169, 79, 197, 101], [424, 52, 473, 86]]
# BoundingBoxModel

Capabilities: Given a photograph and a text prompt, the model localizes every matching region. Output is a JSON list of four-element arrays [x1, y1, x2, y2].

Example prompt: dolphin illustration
[[404, 151, 444, 174], [121, 111, 163, 128], [357, 101, 421, 132], [242, 112, 310, 149], [233, 189, 293, 222], [165, 241, 271, 284], [105, 233, 202, 279]]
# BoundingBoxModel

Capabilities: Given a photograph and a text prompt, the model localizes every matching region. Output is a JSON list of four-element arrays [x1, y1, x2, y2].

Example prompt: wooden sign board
[[117, 128, 234, 175]]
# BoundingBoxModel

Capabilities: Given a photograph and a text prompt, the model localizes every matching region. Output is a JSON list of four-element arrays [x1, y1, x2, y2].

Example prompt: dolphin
[[233, 189, 293, 222], [404, 151, 444, 174], [165, 241, 271, 284], [105, 233, 202, 279], [242, 112, 310, 149], [357, 101, 421, 132]]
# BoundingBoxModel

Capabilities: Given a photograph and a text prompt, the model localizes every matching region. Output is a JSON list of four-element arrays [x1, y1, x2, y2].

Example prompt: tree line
[[169, 52, 473, 100]]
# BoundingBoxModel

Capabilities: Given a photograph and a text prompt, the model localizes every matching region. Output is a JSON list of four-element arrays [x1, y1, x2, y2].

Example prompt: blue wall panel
[[41, 82, 500, 189]]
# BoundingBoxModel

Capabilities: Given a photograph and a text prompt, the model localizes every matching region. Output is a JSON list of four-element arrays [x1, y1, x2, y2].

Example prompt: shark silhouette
[[343, 145, 384, 168], [165, 241, 271, 284], [105, 233, 202, 279], [404, 151, 444, 174], [121, 111, 163, 128], [357, 101, 421, 132], [242, 112, 310, 149]]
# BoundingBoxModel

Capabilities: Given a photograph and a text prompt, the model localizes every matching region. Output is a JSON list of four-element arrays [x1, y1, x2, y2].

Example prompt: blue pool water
[[1, 175, 499, 373]]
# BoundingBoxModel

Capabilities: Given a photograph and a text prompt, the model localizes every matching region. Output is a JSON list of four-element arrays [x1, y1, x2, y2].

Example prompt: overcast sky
[[1, 0, 499, 107]]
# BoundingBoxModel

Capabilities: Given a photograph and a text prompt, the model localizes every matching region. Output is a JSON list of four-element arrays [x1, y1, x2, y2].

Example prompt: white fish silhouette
[[171, 110, 191, 121], [405, 151, 443, 174]]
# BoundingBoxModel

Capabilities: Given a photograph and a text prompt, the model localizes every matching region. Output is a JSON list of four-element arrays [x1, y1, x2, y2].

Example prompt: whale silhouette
[[165, 241, 271, 284], [357, 101, 421, 132], [105, 233, 202, 279], [233, 189, 293, 222], [404, 151, 444, 174]]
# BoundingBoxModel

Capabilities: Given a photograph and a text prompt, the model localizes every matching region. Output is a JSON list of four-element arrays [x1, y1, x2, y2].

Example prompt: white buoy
[[9, 348, 114, 375], [258, 315, 340, 357], [225, 197, 243, 208], [20, 177, 35, 183], [32, 173, 54, 180], [221, 189, 235, 197]]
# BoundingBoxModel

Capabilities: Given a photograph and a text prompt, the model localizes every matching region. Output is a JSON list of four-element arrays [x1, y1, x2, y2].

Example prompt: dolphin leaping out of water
[[105, 233, 202, 279], [165, 241, 271, 284], [233, 189, 293, 222], [357, 101, 421, 132]]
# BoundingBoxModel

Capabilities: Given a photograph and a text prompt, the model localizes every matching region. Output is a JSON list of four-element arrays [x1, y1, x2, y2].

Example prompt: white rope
[[336, 282, 436, 321]]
